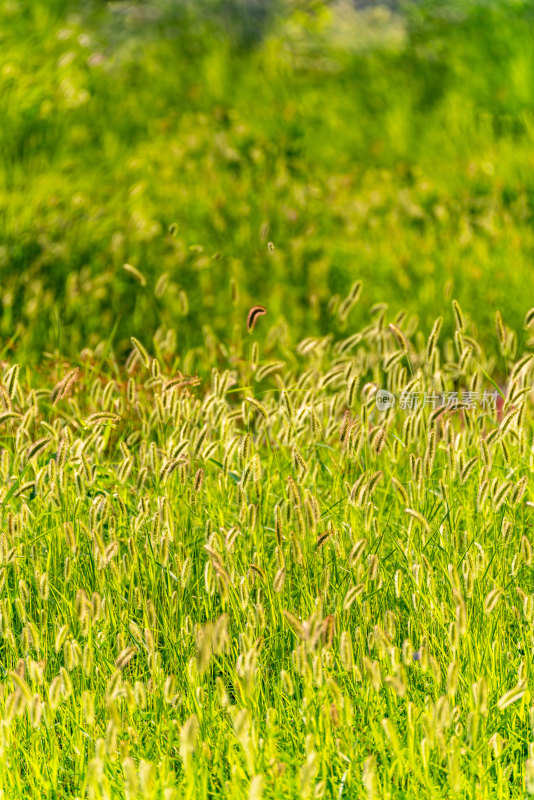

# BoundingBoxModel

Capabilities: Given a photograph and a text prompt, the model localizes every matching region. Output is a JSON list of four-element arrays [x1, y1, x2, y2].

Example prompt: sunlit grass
[[1, 296, 534, 798]]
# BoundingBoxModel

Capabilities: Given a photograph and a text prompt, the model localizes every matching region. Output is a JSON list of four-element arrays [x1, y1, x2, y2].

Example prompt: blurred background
[[1, 0, 534, 368]]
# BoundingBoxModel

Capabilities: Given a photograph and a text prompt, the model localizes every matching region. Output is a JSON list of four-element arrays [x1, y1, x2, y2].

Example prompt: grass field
[[3, 0, 534, 797]]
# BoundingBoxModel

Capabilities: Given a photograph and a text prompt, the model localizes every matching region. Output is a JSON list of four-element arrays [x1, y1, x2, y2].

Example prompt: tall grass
[[1, 297, 534, 798], [4, 2, 534, 796]]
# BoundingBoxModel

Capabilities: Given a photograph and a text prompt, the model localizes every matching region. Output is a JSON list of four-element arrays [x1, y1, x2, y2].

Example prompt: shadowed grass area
[[2, 0, 534, 367]]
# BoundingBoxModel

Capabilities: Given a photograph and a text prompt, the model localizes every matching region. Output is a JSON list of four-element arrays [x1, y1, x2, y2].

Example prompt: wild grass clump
[[1, 298, 534, 798]]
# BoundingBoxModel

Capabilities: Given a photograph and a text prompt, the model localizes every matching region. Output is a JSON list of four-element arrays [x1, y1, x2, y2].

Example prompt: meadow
[[3, 0, 534, 797]]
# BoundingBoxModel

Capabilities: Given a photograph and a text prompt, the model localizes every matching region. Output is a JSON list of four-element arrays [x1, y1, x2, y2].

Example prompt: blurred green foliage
[[2, 0, 534, 367]]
